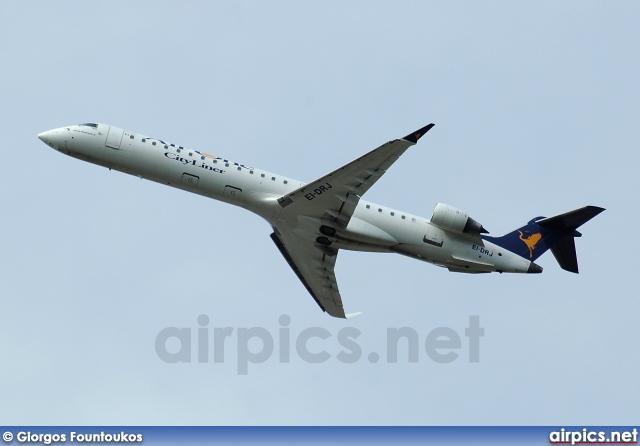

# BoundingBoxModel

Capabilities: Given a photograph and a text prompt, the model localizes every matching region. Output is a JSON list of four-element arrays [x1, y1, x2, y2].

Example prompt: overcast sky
[[1, 1, 638, 425]]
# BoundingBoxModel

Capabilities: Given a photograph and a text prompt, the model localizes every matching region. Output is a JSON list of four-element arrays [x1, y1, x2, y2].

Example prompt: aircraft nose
[[38, 128, 66, 150]]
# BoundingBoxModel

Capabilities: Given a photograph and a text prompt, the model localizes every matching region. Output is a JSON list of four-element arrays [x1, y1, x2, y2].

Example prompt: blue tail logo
[[483, 220, 553, 262], [518, 230, 542, 258]]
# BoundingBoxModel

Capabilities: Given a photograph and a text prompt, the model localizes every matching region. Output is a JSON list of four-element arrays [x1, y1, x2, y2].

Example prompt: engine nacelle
[[430, 203, 488, 235]]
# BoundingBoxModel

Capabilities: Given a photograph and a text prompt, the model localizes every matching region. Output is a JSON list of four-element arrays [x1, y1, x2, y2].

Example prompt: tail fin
[[483, 206, 605, 273]]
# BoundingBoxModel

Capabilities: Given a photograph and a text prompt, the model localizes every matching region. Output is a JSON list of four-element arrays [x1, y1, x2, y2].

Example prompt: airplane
[[38, 123, 604, 318]]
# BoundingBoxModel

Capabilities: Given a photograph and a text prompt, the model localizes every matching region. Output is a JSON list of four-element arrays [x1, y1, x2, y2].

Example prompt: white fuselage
[[38, 123, 534, 274]]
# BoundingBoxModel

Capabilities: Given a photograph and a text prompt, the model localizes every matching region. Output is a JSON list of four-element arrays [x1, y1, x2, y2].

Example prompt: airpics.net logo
[[155, 315, 484, 375]]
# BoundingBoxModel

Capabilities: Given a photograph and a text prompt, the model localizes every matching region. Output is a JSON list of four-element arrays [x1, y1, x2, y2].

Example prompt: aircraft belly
[[342, 217, 398, 246], [450, 255, 494, 269], [390, 232, 499, 271], [392, 242, 452, 264], [508, 256, 530, 273], [283, 215, 392, 253]]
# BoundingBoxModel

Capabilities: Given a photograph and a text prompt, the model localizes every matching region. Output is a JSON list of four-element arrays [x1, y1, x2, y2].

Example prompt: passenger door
[[105, 126, 124, 149]]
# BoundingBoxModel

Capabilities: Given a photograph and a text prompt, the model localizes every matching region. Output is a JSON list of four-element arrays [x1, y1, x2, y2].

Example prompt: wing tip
[[402, 123, 435, 144], [345, 311, 363, 320]]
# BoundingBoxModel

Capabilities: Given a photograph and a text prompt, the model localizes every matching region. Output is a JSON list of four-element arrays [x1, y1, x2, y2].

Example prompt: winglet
[[345, 312, 363, 320], [402, 123, 435, 144]]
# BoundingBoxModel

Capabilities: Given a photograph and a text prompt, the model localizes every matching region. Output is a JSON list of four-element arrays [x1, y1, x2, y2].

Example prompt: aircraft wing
[[277, 124, 435, 227], [271, 124, 435, 318], [270, 228, 348, 318]]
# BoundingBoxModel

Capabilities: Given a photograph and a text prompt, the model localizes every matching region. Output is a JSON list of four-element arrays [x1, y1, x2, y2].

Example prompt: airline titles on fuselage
[[164, 152, 226, 174], [135, 135, 253, 175]]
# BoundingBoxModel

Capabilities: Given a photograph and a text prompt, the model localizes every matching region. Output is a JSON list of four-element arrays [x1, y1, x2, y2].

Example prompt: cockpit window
[[79, 123, 98, 128]]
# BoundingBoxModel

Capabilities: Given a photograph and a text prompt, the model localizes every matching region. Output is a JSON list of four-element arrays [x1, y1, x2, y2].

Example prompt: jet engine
[[430, 203, 488, 235]]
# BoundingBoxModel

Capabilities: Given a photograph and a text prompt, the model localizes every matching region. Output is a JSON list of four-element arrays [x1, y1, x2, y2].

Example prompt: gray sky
[[1, 1, 638, 425]]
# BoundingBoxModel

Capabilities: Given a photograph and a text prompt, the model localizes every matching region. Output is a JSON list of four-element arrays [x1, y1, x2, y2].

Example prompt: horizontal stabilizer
[[536, 206, 604, 273], [536, 206, 605, 233]]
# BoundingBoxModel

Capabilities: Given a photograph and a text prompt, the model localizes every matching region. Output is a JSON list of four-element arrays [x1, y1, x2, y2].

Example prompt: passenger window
[[152, 142, 156, 146], [225, 163, 229, 167], [250, 171, 254, 175], [142, 139, 146, 142], [130, 135, 134, 139], [213, 160, 217, 163], [201, 156, 204, 160], [283, 180, 288, 184], [366, 205, 370, 209], [237, 167, 241, 171], [378, 208, 382, 213], [189, 153, 192, 157], [177, 149, 181, 153], [261, 174, 265, 178], [272, 177, 275, 181], [412, 218, 416, 223], [391, 212, 395, 216], [401, 215, 406, 220], [164, 145, 168, 149]]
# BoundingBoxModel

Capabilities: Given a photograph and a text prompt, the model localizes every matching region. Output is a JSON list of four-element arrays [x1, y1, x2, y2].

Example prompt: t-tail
[[483, 206, 605, 273]]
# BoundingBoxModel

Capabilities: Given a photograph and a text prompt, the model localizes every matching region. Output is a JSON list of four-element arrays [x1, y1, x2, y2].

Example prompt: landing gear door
[[105, 126, 124, 149]]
